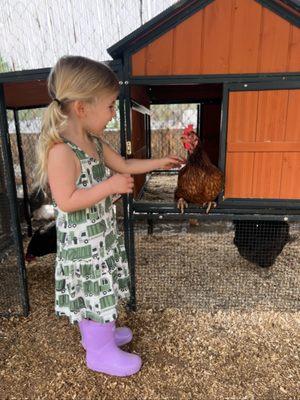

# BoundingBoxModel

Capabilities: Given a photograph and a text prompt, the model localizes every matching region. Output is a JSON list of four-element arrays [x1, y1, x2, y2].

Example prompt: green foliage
[[0, 55, 11, 73], [106, 101, 120, 130]]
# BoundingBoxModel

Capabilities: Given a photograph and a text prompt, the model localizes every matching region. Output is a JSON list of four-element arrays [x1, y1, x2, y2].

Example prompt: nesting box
[[108, 0, 300, 213]]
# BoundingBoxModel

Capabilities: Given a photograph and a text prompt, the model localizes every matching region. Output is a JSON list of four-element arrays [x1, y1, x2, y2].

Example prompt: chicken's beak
[[181, 136, 191, 150]]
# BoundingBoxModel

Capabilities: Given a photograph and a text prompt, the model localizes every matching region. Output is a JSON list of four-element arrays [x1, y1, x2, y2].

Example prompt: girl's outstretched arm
[[102, 140, 184, 174], [48, 143, 133, 212]]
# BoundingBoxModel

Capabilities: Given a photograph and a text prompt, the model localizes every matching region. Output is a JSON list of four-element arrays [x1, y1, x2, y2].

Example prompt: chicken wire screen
[[0, 136, 26, 316], [7, 106, 121, 198], [150, 104, 198, 159], [133, 216, 300, 311]]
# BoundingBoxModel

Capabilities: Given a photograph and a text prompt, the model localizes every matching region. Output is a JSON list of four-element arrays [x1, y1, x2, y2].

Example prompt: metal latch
[[126, 141, 132, 155]]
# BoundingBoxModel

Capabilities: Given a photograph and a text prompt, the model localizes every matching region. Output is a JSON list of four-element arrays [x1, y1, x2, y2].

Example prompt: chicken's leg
[[203, 201, 217, 214], [177, 198, 188, 214]]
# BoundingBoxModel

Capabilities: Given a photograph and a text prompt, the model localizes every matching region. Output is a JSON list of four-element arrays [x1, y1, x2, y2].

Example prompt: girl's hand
[[159, 155, 186, 170], [108, 173, 134, 195]]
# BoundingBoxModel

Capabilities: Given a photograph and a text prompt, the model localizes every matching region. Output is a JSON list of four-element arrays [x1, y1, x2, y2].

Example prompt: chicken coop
[[1, 0, 300, 317], [106, 0, 300, 311]]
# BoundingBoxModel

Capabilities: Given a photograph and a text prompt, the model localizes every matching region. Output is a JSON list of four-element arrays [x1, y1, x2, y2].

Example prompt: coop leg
[[147, 213, 154, 235]]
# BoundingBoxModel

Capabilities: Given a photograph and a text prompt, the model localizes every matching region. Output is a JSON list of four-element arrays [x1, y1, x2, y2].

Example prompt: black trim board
[[0, 59, 122, 84], [282, 0, 300, 12], [132, 201, 300, 218], [129, 73, 300, 85], [256, 0, 300, 27], [132, 211, 300, 222], [0, 68, 50, 83]]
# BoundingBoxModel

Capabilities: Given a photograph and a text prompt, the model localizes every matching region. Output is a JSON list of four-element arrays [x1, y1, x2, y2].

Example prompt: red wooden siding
[[225, 89, 300, 199], [4, 81, 49, 108], [229, 0, 262, 73], [131, 0, 300, 76]]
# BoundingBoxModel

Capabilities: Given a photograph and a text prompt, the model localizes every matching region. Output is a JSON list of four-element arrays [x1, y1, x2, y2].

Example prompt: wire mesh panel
[[0, 135, 28, 316], [8, 109, 42, 196], [141, 172, 178, 202], [150, 104, 198, 159], [133, 216, 300, 311], [7, 105, 121, 198], [1, 102, 122, 316]]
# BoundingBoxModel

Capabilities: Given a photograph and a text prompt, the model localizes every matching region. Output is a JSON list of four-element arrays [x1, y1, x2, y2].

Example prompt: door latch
[[126, 141, 132, 155]]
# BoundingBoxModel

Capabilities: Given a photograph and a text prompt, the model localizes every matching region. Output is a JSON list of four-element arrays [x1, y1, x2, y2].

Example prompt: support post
[[13, 109, 32, 237], [0, 84, 29, 316]]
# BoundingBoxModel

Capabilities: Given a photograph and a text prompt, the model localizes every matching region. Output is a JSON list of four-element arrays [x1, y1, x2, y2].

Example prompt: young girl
[[36, 55, 183, 377]]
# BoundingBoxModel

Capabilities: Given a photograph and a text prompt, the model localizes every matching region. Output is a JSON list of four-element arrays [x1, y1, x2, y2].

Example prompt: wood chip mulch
[[1, 251, 299, 400]]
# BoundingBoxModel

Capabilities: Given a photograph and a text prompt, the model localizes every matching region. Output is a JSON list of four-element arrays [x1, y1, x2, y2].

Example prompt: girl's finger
[[170, 156, 185, 163]]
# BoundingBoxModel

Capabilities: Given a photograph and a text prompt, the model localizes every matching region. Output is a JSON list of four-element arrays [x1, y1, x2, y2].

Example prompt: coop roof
[[108, 0, 300, 59]]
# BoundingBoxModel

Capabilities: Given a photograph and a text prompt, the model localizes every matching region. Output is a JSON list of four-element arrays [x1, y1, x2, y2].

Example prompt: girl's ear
[[73, 100, 87, 118]]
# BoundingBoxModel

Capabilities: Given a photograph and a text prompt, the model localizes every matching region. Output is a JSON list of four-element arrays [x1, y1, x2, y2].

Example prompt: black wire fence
[[133, 215, 300, 312], [0, 129, 29, 317]]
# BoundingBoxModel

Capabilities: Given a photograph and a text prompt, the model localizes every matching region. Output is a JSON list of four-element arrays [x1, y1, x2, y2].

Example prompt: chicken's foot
[[203, 201, 217, 214], [177, 198, 188, 213]]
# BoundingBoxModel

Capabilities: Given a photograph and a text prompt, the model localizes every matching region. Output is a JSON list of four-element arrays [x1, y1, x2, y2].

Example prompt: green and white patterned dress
[[54, 136, 130, 324]]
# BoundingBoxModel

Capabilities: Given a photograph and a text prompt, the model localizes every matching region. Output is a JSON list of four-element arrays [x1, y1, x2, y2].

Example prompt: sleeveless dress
[[53, 136, 131, 324]]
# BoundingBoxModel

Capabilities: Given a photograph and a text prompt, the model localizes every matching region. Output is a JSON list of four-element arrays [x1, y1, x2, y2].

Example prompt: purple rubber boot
[[80, 319, 132, 349], [79, 319, 142, 376]]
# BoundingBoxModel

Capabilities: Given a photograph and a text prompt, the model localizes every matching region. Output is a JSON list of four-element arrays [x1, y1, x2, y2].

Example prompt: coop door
[[130, 87, 151, 198], [223, 83, 300, 200]]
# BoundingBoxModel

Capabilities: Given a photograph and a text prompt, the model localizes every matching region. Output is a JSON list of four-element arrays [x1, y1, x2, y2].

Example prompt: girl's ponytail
[[35, 100, 67, 188]]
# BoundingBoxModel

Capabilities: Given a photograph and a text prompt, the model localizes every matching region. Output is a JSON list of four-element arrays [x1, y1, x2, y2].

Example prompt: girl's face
[[85, 92, 118, 135]]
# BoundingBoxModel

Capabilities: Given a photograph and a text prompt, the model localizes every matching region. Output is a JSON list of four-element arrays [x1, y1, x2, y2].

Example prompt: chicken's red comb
[[182, 124, 195, 136]]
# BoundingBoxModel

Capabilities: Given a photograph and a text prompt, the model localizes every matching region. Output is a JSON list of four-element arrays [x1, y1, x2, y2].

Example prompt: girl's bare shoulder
[[48, 142, 74, 160]]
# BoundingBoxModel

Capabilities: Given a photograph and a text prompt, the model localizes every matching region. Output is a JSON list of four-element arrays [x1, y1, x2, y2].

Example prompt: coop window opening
[[130, 82, 223, 207]]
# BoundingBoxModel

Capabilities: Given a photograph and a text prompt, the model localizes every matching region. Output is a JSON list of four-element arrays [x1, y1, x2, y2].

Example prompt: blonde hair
[[35, 55, 119, 188]]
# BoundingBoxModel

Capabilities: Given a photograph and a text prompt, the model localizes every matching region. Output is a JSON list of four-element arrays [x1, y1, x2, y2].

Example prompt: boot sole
[[86, 358, 142, 377]]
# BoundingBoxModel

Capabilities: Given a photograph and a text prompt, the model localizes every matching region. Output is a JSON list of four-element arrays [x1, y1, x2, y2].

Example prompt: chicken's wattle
[[183, 142, 191, 151]]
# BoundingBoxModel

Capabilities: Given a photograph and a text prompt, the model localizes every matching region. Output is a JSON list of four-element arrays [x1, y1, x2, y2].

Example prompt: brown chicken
[[175, 125, 224, 213]]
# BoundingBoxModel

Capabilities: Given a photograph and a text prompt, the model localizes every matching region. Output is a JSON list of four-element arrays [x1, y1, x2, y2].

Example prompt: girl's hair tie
[[53, 98, 61, 106]]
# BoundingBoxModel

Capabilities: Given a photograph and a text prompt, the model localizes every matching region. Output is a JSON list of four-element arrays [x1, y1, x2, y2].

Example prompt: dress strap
[[90, 135, 104, 163], [62, 139, 87, 160]]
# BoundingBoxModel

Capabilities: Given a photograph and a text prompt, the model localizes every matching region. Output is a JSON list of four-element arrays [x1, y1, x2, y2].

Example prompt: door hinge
[[126, 141, 132, 155]]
